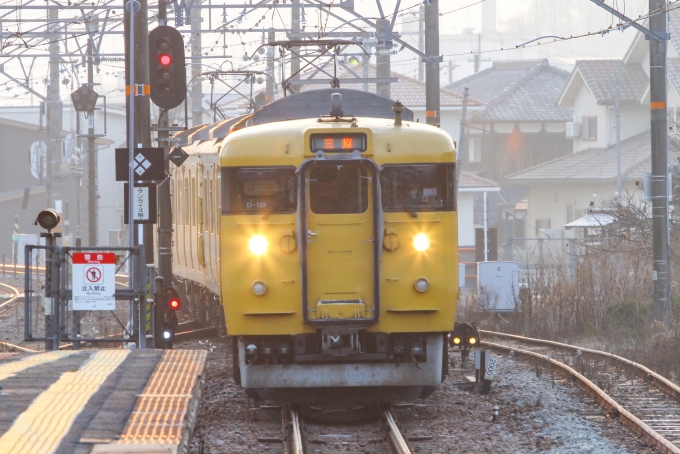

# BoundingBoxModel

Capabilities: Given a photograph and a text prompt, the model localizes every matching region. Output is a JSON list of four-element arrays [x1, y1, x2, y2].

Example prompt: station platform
[[0, 348, 206, 454]]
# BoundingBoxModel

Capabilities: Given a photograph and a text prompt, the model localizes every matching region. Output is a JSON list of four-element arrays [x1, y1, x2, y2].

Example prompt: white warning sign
[[72, 252, 116, 310]]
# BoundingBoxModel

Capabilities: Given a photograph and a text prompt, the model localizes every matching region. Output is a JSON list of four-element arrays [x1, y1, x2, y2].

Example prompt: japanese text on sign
[[72, 252, 116, 310]]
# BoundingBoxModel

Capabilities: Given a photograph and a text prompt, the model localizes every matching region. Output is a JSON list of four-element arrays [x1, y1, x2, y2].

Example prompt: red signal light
[[159, 54, 172, 66], [169, 298, 180, 310]]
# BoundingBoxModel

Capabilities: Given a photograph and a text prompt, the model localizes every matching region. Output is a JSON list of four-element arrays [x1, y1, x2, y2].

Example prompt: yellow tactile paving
[[0, 349, 129, 454], [116, 349, 207, 444], [0, 350, 77, 382]]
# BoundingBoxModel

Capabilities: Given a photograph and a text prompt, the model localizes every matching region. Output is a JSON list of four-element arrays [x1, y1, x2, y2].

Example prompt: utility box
[[477, 261, 520, 312]]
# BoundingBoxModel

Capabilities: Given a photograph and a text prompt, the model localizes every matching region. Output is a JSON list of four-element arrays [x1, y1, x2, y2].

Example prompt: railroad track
[[482, 330, 680, 454], [285, 404, 412, 454], [0, 281, 21, 316]]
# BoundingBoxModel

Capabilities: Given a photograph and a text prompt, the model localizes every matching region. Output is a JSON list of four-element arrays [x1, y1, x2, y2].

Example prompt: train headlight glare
[[469, 337, 477, 345], [412, 233, 430, 251], [414, 278, 429, 293], [453, 336, 461, 345], [249, 235, 268, 255], [163, 331, 171, 340], [252, 281, 267, 296]]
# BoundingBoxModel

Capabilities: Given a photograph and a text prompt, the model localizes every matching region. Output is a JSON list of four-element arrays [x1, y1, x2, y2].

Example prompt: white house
[[506, 12, 680, 241]]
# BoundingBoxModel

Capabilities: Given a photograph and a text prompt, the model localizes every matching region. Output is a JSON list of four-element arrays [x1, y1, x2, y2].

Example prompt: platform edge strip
[[0, 350, 130, 454]]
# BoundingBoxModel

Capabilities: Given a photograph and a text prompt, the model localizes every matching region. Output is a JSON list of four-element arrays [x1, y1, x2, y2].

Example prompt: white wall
[[571, 85, 609, 152], [411, 109, 462, 147], [607, 104, 649, 145], [0, 105, 126, 246], [526, 181, 633, 238], [458, 191, 476, 246]]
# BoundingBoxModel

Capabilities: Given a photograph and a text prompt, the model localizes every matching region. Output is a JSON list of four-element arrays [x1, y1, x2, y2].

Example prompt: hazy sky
[[0, 0, 656, 105]]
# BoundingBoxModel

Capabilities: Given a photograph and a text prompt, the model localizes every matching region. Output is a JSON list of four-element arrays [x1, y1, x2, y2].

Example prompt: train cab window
[[380, 164, 456, 212], [309, 165, 369, 214], [222, 167, 296, 214]]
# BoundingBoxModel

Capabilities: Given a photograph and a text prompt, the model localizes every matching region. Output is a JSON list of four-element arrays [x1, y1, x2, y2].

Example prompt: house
[[505, 11, 680, 245], [446, 59, 573, 182]]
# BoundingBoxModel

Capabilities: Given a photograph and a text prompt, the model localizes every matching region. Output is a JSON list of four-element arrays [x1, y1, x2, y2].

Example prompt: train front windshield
[[380, 163, 456, 212], [222, 167, 297, 214]]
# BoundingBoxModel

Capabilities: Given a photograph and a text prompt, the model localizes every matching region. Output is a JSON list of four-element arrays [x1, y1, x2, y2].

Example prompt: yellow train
[[170, 89, 459, 402]]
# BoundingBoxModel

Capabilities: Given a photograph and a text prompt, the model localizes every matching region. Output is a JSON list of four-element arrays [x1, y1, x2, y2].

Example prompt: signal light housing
[[148, 26, 186, 110], [165, 287, 181, 311], [450, 322, 480, 349]]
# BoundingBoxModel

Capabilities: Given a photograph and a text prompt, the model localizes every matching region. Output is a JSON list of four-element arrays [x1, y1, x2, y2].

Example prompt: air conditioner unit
[[566, 121, 581, 139]]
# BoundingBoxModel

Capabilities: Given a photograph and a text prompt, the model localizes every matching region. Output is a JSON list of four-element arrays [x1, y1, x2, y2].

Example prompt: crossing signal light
[[149, 26, 186, 110], [165, 287, 181, 311]]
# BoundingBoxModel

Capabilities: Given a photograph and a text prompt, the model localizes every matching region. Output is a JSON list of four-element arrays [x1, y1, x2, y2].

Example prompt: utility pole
[[291, 0, 301, 94], [457, 87, 469, 185], [266, 28, 275, 102], [424, 0, 440, 126], [47, 4, 62, 209], [474, 34, 481, 73], [376, 18, 390, 99], [649, 0, 672, 320], [615, 79, 622, 198], [418, 5, 424, 82], [587, 0, 671, 321], [87, 30, 97, 246], [124, 0, 152, 262], [191, 0, 203, 126]]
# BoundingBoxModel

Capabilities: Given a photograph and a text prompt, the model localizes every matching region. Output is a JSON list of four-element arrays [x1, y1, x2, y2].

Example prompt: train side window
[[380, 163, 456, 212], [222, 167, 297, 215], [309, 165, 369, 214]]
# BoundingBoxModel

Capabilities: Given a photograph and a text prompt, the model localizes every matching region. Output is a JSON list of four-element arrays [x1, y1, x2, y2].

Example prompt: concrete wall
[[457, 191, 476, 246]]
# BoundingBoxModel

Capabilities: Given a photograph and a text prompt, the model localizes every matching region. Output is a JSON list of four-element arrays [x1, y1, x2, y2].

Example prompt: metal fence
[[24, 244, 150, 351]]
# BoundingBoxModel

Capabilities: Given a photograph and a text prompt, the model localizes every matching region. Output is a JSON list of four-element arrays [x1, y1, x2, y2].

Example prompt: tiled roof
[[299, 64, 483, 108], [446, 59, 571, 122], [668, 59, 680, 94], [670, 8, 680, 55], [505, 132, 651, 183], [575, 60, 648, 105], [459, 171, 498, 189], [446, 60, 542, 103], [475, 62, 572, 122]]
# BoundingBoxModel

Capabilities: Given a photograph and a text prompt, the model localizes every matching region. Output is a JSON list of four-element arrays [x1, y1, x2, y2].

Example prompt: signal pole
[[424, 0, 440, 126], [266, 28, 275, 101]]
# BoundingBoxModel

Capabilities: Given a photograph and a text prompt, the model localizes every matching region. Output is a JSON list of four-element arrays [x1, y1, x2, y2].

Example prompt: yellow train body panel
[[219, 117, 458, 335]]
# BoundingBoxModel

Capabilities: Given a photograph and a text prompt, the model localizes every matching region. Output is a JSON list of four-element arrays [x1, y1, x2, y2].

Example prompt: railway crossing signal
[[148, 26, 186, 110]]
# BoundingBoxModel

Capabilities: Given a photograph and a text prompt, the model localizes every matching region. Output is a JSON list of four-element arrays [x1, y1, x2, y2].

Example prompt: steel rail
[[289, 407, 304, 454], [481, 330, 680, 401], [482, 336, 680, 454], [0, 340, 38, 353], [0, 281, 21, 315], [384, 410, 412, 454]]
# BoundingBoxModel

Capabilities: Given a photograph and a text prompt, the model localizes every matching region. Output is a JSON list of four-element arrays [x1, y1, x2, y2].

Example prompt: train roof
[[175, 89, 414, 148]]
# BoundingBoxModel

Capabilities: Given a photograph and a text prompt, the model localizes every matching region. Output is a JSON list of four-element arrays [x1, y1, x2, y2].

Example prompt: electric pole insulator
[[148, 26, 187, 110]]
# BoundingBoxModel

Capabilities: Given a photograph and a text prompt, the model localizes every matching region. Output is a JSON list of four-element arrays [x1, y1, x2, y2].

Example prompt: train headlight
[[414, 278, 429, 293], [412, 233, 430, 251], [252, 281, 267, 296], [469, 337, 477, 345], [249, 235, 268, 255], [453, 336, 461, 345]]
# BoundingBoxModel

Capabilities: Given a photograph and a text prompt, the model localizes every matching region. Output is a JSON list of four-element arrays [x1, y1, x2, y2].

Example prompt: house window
[[468, 138, 481, 163], [582, 117, 597, 140], [535, 218, 551, 234]]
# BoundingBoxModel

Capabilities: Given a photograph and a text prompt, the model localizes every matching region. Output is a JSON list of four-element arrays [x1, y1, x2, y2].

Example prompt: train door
[[300, 159, 381, 324]]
